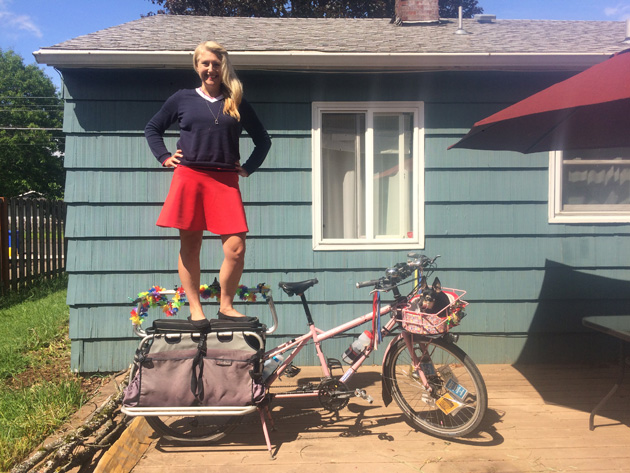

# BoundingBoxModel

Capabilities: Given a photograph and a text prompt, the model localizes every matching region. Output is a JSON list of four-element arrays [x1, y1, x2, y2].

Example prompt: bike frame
[[263, 302, 400, 396]]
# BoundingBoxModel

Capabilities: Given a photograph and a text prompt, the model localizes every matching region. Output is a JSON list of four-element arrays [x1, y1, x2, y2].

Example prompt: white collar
[[196, 88, 224, 102]]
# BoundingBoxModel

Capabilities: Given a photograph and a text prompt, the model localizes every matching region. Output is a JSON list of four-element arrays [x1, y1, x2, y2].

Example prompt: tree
[[147, 0, 286, 16], [0, 50, 64, 199], [439, 0, 482, 18], [148, 0, 483, 18]]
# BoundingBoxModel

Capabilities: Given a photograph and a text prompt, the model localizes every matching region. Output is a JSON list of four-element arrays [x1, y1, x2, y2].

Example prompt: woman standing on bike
[[145, 41, 272, 328]]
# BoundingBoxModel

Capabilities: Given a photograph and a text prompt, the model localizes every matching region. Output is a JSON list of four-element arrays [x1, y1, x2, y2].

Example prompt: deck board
[[121, 364, 630, 472]]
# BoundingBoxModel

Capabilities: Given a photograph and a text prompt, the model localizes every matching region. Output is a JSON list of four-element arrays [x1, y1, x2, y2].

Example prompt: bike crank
[[270, 379, 374, 413], [317, 378, 352, 412]]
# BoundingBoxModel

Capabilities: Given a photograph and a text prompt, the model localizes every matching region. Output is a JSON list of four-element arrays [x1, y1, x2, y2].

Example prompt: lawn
[[0, 276, 89, 472]]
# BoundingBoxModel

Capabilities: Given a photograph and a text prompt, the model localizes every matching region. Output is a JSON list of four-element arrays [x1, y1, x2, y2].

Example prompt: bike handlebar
[[356, 279, 381, 289], [355, 253, 440, 292]]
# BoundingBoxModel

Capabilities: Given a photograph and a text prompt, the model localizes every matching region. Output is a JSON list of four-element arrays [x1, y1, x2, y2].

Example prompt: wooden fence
[[0, 197, 66, 292]]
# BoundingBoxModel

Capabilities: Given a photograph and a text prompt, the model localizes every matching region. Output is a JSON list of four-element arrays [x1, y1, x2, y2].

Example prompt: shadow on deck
[[112, 364, 629, 473]]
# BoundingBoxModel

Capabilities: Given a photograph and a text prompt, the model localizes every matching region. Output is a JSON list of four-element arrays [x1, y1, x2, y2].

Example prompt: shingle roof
[[34, 15, 630, 70]]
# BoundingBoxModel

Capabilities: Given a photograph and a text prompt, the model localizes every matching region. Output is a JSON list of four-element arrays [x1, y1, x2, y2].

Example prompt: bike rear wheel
[[383, 335, 487, 438], [146, 414, 241, 443]]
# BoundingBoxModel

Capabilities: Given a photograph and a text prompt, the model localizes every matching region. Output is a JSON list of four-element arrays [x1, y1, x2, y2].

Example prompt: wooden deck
[[115, 364, 630, 473]]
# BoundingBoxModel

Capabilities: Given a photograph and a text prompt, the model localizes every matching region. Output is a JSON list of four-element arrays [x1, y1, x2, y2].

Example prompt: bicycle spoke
[[146, 414, 241, 443], [383, 337, 487, 437]]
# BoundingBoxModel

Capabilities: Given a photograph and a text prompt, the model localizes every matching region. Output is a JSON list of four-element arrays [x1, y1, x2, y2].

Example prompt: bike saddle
[[278, 278, 319, 296]]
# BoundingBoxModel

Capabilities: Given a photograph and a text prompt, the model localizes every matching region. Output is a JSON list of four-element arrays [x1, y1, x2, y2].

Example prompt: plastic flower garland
[[199, 279, 270, 302], [130, 286, 186, 326], [130, 282, 270, 326], [199, 279, 221, 300], [237, 283, 270, 302], [446, 300, 467, 327]]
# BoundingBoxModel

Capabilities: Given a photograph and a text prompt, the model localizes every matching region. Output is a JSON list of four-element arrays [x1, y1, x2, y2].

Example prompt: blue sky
[[2, 0, 630, 89]]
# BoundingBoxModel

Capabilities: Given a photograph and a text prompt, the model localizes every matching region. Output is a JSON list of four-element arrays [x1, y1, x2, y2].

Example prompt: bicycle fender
[[381, 334, 403, 407]]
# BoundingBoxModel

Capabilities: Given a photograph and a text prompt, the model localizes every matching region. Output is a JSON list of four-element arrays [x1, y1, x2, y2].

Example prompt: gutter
[[33, 49, 617, 72]]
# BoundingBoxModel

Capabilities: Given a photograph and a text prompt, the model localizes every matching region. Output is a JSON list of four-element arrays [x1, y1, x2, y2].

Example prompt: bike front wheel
[[146, 414, 241, 443], [383, 335, 487, 438]]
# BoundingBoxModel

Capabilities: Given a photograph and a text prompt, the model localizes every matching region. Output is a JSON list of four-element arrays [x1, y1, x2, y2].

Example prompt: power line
[[0, 96, 60, 99], [0, 144, 65, 148], [0, 127, 62, 131]]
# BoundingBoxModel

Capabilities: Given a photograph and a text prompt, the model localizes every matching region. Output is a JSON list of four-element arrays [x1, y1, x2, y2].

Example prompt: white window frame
[[312, 101, 425, 250], [549, 150, 630, 223]]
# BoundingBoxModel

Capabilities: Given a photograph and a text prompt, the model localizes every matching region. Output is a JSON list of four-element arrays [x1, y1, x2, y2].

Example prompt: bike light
[[448, 333, 460, 344]]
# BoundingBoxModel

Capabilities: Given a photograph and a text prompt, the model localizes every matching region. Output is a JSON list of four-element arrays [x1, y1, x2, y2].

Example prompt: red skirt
[[156, 165, 248, 234]]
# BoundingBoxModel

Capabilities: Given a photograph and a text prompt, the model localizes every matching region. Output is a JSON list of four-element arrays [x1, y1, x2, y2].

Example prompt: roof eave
[[33, 49, 616, 71]]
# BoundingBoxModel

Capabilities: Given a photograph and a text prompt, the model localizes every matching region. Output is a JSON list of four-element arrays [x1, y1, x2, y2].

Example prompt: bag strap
[[190, 335, 207, 404], [133, 338, 153, 365], [248, 350, 264, 382]]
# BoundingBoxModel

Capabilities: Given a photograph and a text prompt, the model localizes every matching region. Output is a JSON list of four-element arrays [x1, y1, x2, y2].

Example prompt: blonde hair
[[193, 41, 243, 121]]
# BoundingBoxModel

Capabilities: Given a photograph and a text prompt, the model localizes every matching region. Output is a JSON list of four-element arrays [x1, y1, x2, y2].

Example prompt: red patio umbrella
[[449, 49, 630, 153]]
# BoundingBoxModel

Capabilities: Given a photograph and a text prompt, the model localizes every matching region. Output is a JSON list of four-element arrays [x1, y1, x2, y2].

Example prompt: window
[[549, 148, 630, 223], [312, 102, 424, 250]]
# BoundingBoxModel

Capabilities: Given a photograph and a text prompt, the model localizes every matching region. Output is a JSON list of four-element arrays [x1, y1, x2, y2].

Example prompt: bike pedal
[[327, 358, 343, 373], [283, 363, 301, 378], [354, 389, 373, 404]]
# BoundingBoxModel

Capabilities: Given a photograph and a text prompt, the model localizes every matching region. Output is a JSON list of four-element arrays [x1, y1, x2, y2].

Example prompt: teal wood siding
[[62, 69, 630, 372]]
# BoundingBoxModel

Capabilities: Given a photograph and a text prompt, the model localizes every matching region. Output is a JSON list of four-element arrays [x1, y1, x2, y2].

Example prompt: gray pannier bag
[[123, 323, 265, 408]]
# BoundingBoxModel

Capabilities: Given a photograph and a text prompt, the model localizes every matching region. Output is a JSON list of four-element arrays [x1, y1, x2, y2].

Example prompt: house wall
[[62, 68, 630, 372]]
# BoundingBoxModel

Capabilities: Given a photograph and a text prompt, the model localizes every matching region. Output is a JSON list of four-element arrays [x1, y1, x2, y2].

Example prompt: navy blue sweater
[[145, 89, 271, 175]]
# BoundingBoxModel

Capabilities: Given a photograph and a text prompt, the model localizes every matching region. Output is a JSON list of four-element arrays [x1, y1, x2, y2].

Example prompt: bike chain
[[234, 384, 331, 427], [231, 379, 355, 427], [194, 328, 394, 429]]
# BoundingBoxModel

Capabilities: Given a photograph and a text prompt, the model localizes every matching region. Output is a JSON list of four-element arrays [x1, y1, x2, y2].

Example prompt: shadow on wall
[[513, 259, 630, 423], [515, 259, 630, 365]]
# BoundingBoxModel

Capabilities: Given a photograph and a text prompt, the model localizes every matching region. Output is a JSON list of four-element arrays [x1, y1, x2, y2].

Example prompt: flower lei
[[130, 281, 270, 326], [130, 286, 186, 326]]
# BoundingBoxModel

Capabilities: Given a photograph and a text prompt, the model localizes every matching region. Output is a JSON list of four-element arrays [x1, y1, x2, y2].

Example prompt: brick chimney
[[395, 0, 439, 23]]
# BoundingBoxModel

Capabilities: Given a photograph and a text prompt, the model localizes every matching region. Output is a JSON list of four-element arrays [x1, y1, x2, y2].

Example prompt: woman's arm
[[238, 99, 272, 176], [145, 92, 181, 166]]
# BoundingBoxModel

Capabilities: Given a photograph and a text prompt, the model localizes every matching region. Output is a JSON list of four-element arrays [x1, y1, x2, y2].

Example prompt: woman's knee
[[179, 230, 203, 255], [222, 234, 246, 262]]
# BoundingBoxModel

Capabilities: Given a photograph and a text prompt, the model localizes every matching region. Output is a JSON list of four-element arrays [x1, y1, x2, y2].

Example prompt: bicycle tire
[[383, 335, 487, 438], [146, 414, 241, 443]]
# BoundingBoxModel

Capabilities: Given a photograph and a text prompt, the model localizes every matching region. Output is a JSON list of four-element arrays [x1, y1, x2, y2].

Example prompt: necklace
[[204, 99, 222, 125]]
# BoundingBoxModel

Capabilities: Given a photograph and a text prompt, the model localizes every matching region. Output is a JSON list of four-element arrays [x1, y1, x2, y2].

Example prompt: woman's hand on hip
[[163, 149, 183, 168], [235, 163, 249, 177]]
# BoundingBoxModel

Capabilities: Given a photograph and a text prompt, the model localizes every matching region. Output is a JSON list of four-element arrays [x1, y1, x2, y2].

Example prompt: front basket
[[401, 288, 467, 335]]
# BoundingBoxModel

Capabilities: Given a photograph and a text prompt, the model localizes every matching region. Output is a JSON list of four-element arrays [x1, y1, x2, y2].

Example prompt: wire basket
[[401, 288, 467, 335]]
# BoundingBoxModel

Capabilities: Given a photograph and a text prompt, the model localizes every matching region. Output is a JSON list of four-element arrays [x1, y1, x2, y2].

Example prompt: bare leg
[[179, 230, 205, 321], [218, 233, 246, 317]]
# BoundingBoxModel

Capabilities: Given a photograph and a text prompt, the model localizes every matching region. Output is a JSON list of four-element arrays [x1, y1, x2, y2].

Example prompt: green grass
[[0, 380, 85, 471], [0, 276, 88, 472], [0, 276, 70, 378]]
